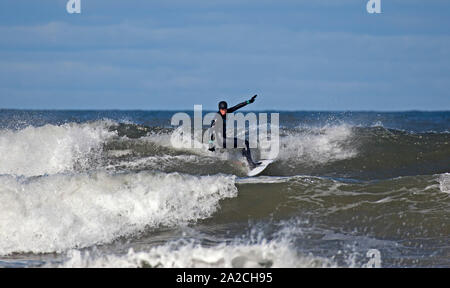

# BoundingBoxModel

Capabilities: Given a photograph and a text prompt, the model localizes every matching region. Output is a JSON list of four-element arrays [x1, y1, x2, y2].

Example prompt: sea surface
[[0, 110, 448, 268]]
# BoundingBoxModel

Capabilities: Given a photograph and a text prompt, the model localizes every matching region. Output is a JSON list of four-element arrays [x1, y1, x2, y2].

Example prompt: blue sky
[[0, 0, 449, 110]]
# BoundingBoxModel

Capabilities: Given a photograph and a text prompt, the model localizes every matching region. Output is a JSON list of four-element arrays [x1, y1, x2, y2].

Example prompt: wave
[[102, 123, 358, 176], [440, 173, 450, 194], [53, 240, 336, 268], [0, 171, 237, 255], [0, 121, 116, 177], [110, 123, 449, 180], [0, 120, 448, 180], [49, 220, 383, 268], [278, 124, 357, 164], [269, 125, 450, 180]]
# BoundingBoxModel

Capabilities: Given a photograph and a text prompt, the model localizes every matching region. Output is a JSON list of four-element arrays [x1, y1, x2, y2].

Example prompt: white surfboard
[[247, 159, 274, 177]]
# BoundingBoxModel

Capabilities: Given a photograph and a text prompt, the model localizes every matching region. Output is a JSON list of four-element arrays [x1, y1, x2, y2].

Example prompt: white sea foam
[[146, 127, 209, 154], [141, 124, 357, 169], [236, 176, 292, 185], [279, 124, 357, 164], [148, 124, 357, 165], [0, 171, 237, 255], [0, 121, 115, 177], [371, 121, 384, 128], [105, 154, 207, 171], [52, 236, 382, 268], [51, 218, 381, 268], [107, 149, 133, 157], [439, 173, 450, 194], [145, 128, 245, 162], [53, 239, 336, 268]]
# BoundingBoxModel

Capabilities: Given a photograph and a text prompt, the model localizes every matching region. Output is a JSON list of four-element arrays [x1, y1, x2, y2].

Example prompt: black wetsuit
[[209, 99, 259, 167]]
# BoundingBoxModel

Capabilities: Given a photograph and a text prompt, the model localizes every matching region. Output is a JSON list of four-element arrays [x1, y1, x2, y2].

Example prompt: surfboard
[[247, 159, 274, 177]]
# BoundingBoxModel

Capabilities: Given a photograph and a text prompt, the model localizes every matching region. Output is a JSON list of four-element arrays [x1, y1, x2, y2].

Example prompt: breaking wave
[[0, 121, 115, 177], [0, 171, 237, 255]]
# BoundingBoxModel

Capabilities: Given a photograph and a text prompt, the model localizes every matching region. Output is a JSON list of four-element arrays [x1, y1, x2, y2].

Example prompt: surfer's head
[[218, 101, 228, 116]]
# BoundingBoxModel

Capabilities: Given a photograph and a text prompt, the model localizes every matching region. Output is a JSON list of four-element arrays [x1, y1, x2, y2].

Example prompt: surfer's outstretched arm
[[227, 95, 257, 113]]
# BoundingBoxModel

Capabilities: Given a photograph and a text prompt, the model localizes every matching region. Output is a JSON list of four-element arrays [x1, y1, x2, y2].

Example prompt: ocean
[[0, 110, 448, 267]]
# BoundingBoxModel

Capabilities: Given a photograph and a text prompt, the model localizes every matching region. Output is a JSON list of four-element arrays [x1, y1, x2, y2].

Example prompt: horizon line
[[1, 108, 449, 113]]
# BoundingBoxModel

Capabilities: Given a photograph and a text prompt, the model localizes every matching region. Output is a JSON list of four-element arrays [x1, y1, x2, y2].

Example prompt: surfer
[[208, 95, 261, 169]]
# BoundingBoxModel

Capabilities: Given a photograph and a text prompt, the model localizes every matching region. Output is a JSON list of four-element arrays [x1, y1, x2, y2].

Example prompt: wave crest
[[0, 171, 237, 255], [0, 121, 115, 177], [279, 124, 357, 164]]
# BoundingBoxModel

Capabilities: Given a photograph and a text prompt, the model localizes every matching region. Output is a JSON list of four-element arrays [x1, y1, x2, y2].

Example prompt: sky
[[0, 0, 449, 111]]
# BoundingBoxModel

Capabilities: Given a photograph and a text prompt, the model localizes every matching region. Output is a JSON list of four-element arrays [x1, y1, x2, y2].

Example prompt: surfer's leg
[[234, 138, 260, 168]]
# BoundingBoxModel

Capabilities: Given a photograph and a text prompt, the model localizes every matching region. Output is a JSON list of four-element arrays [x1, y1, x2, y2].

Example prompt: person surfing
[[208, 95, 261, 169]]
